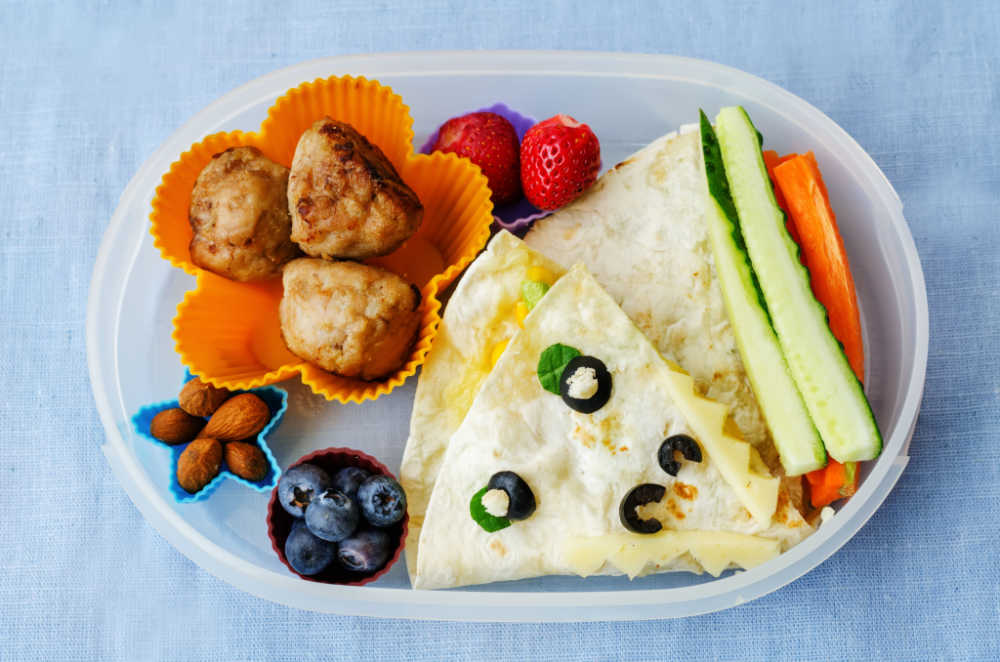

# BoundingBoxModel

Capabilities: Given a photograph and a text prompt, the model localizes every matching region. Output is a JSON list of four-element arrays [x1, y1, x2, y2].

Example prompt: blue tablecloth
[[2, 1, 997, 659]]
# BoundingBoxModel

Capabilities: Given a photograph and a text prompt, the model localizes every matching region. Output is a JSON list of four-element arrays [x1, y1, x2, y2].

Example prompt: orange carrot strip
[[773, 152, 863, 507], [805, 459, 857, 507], [774, 152, 864, 380], [762, 150, 801, 246]]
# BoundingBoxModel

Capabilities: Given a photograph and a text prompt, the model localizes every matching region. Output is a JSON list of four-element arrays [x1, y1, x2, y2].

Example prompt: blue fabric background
[[2, 1, 998, 659]]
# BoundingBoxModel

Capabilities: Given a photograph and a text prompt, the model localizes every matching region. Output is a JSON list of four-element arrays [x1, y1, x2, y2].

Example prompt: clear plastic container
[[87, 51, 927, 621]]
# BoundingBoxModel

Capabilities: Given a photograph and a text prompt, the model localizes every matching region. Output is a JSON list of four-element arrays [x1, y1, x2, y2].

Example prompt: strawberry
[[431, 112, 522, 206], [520, 115, 601, 210]]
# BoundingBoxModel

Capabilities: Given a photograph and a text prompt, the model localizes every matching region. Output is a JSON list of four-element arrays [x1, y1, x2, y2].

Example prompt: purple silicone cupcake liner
[[419, 102, 551, 235]]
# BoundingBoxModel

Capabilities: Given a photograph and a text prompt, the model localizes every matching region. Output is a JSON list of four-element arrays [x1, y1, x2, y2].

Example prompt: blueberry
[[356, 475, 407, 527], [331, 466, 371, 499], [337, 529, 392, 573], [277, 463, 332, 518], [284, 520, 336, 575], [304, 489, 359, 542]]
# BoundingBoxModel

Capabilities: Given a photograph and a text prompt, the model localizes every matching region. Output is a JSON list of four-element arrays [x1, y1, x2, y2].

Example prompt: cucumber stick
[[698, 112, 826, 475], [714, 107, 881, 462]]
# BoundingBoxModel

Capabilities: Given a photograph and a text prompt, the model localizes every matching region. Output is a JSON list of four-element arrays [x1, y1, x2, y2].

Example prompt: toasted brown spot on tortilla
[[673, 482, 698, 501], [488, 538, 507, 557], [572, 423, 596, 449]]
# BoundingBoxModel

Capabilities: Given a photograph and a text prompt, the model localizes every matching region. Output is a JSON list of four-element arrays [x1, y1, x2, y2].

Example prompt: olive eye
[[487, 471, 536, 521], [559, 355, 612, 413], [658, 434, 703, 476], [619, 484, 666, 534]]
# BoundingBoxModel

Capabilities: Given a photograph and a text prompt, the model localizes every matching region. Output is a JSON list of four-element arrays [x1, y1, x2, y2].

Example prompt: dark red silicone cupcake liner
[[267, 447, 408, 586]]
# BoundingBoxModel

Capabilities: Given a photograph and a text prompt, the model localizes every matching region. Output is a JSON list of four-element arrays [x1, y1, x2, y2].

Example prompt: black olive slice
[[658, 434, 703, 476], [619, 483, 666, 534], [671, 434, 702, 462], [657, 443, 681, 476], [487, 471, 536, 520], [558, 355, 612, 414]]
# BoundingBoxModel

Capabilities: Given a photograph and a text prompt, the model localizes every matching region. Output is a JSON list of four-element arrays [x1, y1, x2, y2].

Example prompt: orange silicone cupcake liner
[[152, 75, 494, 402]]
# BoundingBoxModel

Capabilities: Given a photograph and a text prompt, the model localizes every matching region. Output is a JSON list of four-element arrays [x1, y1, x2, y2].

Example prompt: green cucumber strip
[[699, 111, 826, 475], [714, 106, 882, 462]]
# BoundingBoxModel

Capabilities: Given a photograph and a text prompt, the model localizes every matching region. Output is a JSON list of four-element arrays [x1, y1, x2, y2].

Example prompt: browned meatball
[[287, 118, 423, 260], [189, 146, 299, 281], [279, 258, 422, 380]]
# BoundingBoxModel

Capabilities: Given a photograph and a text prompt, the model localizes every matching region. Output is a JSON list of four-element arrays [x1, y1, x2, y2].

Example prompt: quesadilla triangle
[[400, 231, 566, 578], [413, 265, 811, 590], [524, 126, 782, 468]]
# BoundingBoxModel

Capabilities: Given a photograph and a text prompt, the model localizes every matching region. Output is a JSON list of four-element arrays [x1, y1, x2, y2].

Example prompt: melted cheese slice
[[563, 530, 780, 578], [414, 266, 805, 590], [658, 364, 779, 522]]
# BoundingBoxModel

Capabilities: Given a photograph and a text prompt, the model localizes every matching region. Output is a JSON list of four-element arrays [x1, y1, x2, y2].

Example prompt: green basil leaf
[[537, 343, 582, 395], [470, 485, 511, 532]]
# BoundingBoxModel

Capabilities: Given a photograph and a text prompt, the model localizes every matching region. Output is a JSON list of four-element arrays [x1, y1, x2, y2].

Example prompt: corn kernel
[[515, 301, 529, 328], [490, 339, 510, 367]]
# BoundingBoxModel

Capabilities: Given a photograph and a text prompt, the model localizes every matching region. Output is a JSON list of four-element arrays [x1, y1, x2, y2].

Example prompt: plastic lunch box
[[87, 51, 927, 621]]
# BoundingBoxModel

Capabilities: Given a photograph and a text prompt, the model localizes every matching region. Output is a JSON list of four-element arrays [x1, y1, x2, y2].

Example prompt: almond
[[178, 378, 231, 417], [202, 393, 270, 441], [224, 441, 268, 481], [149, 408, 205, 445], [177, 437, 222, 493]]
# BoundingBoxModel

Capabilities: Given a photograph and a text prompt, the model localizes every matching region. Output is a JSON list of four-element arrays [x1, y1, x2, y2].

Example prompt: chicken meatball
[[188, 146, 299, 281], [288, 118, 423, 260], [279, 258, 422, 380]]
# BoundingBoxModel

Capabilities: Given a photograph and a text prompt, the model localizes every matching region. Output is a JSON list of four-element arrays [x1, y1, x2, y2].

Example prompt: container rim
[[87, 50, 927, 621]]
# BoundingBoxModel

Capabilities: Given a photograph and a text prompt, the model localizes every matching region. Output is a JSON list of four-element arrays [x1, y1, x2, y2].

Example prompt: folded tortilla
[[413, 266, 811, 590], [400, 232, 565, 578], [403, 126, 814, 588], [525, 126, 778, 465]]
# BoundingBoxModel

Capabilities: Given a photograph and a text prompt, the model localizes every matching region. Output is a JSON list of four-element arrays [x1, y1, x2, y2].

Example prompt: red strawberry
[[520, 115, 601, 210], [431, 112, 522, 206]]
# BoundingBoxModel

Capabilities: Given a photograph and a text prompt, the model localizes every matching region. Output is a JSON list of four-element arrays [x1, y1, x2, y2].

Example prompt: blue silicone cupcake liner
[[419, 102, 551, 235], [131, 373, 287, 504]]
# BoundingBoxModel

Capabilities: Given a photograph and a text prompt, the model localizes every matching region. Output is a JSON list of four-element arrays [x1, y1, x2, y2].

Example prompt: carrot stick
[[805, 459, 857, 507], [773, 152, 863, 507], [762, 151, 801, 245], [773, 153, 864, 380]]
